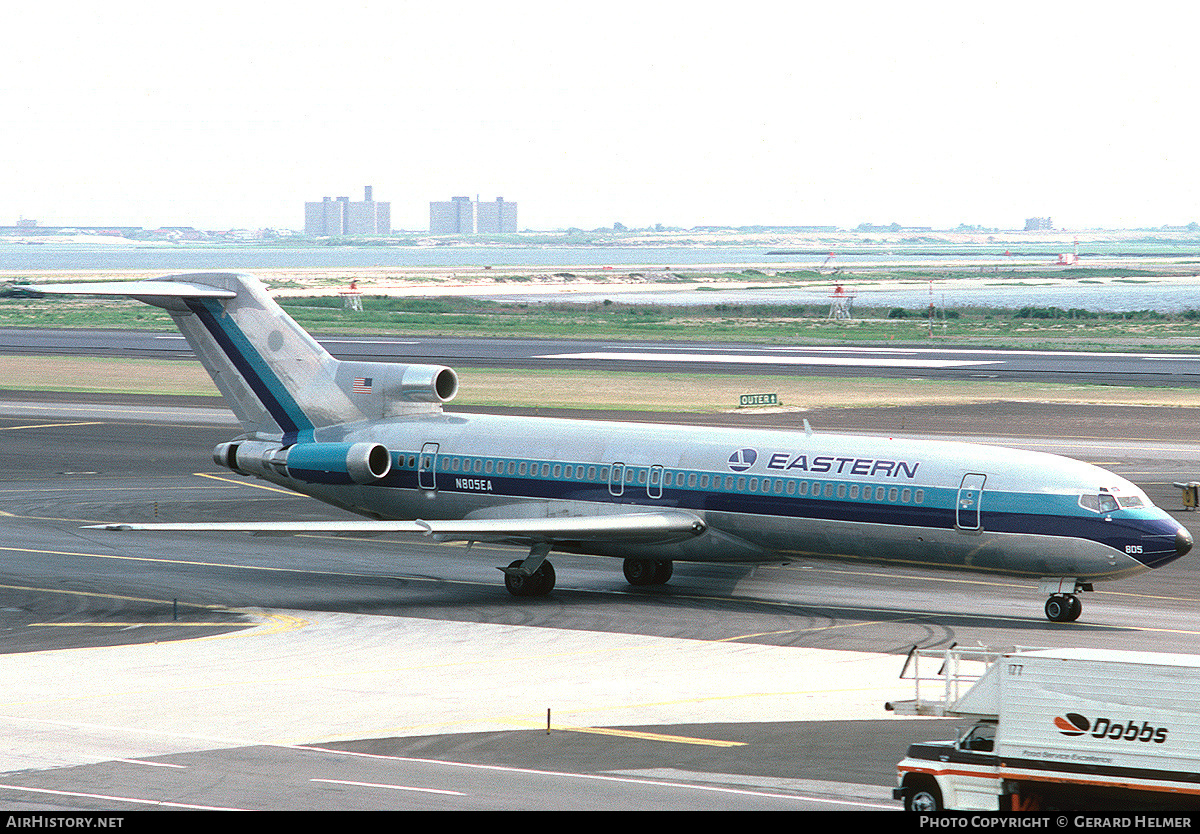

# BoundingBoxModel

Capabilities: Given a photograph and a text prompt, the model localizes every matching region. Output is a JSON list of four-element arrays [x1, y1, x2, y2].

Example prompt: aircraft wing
[[85, 510, 706, 544]]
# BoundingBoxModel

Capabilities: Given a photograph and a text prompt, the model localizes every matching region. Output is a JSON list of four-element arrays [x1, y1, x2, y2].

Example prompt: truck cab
[[895, 720, 999, 811]]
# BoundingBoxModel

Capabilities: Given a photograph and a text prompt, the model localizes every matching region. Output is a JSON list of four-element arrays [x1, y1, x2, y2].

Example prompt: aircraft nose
[[1178, 527, 1194, 558]]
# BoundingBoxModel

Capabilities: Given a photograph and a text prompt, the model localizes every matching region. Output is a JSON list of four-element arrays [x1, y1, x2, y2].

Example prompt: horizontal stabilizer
[[86, 511, 706, 544], [17, 280, 237, 298]]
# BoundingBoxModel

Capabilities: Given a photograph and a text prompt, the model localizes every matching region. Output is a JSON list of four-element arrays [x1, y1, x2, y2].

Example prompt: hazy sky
[[3, 2, 1199, 232]]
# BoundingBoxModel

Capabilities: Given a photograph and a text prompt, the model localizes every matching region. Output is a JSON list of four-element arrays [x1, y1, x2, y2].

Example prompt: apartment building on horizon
[[305, 186, 391, 236], [429, 195, 517, 234]]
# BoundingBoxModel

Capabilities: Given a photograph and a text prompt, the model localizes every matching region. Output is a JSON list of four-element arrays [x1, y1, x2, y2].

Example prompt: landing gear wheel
[[623, 558, 673, 586], [653, 560, 673, 584], [1066, 593, 1082, 621], [532, 560, 556, 595], [504, 559, 556, 597], [623, 558, 658, 585], [1045, 593, 1082, 623]]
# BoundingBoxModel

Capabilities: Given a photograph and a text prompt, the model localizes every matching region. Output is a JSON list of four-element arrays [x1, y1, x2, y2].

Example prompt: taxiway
[[0, 397, 1198, 810]]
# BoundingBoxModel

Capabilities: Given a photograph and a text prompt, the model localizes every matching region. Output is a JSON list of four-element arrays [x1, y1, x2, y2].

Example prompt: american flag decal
[[353, 377, 373, 394]]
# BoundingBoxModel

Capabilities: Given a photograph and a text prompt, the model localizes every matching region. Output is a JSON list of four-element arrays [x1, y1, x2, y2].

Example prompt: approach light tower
[[828, 284, 856, 320], [339, 279, 363, 312]]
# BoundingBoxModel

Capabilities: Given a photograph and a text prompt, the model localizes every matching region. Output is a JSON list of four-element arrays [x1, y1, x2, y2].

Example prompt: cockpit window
[[1116, 495, 1144, 509], [1079, 493, 1122, 513]]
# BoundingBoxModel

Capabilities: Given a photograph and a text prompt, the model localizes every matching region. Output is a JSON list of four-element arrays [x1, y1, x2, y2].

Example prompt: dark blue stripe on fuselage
[[185, 298, 313, 443]]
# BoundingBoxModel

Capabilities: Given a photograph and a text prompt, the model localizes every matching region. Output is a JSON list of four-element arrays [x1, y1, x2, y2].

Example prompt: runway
[[5, 326, 1200, 384], [1, 397, 1199, 810]]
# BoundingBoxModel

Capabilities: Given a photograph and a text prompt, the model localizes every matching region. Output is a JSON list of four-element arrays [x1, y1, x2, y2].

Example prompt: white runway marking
[[312, 777, 464, 796], [540, 351, 1003, 369]]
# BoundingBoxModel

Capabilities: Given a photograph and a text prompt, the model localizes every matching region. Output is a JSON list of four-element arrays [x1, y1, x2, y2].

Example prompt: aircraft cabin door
[[419, 442, 439, 492], [648, 465, 663, 499], [609, 463, 625, 497], [956, 473, 986, 531]]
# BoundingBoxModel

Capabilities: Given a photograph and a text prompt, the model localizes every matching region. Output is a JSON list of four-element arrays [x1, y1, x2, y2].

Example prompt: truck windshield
[[959, 723, 995, 752]]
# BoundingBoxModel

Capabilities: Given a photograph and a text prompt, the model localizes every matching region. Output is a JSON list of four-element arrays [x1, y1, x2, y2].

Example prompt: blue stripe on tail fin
[[22, 272, 458, 438]]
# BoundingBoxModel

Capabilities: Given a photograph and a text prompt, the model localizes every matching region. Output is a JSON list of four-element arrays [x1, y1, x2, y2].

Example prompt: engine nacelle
[[214, 439, 289, 479], [213, 440, 392, 485], [284, 442, 392, 485], [397, 364, 458, 403]]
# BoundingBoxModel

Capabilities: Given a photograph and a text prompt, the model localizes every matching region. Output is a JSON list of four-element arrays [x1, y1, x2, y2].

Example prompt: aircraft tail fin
[[26, 272, 457, 440]]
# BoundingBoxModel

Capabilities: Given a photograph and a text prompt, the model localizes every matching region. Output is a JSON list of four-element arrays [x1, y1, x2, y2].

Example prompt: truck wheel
[[905, 781, 943, 812]]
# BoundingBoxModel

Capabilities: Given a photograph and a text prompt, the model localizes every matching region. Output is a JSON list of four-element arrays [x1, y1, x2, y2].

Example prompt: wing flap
[[85, 510, 706, 544]]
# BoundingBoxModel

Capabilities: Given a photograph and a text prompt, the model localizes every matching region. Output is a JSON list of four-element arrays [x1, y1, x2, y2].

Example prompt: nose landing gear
[[1040, 578, 1092, 623], [1044, 593, 1082, 623]]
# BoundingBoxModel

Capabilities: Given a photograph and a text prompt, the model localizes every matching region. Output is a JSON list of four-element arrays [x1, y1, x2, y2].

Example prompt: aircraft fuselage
[[253, 410, 1183, 583]]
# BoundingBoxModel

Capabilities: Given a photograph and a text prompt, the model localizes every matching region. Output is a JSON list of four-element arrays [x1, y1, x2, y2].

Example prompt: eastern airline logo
[[728, 448, 757, 471], [1054, 712, 1168, 744]]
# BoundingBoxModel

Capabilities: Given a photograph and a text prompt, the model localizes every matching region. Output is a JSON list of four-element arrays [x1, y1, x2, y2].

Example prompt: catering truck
[[887, 646, 1200, 812]]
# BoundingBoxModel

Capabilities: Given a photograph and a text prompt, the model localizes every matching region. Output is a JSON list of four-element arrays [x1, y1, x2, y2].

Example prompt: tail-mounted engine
[[214, 440, 392, 485], [337, 361, 458, 416]]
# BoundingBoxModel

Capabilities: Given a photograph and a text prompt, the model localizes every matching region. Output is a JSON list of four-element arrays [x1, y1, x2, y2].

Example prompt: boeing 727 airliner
[[25, 272, 1193, 622]]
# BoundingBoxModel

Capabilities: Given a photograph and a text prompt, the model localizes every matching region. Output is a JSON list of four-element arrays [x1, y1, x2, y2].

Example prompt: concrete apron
[[0, 610, 913, 773]]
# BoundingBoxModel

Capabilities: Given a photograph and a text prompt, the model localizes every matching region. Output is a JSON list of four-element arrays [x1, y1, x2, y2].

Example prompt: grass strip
[[4, 356, 1200, 411]]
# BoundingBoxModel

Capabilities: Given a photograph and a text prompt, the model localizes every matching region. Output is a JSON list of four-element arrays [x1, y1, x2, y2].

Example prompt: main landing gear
[[500, 542, 556, 597], [498, 549, 678, 597], [623, 558, 673, 586], [1041, 578, 1092, 623]]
